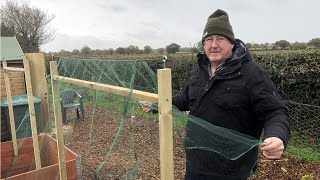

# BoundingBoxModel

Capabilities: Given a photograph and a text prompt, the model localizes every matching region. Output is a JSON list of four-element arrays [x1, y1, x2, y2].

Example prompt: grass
[[286, 146, 320, 163], [83, 90, 158, 120], [284, 130, 320, 163], [285, 137, 320, 163]]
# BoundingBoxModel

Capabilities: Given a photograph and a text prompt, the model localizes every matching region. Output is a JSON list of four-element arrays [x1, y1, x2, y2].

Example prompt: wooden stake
[[50, 61, 67, 180], [23, 58, 42, 169], [26, 53, 51, 133], [157, 68, 174, 180], [3, 67, 25, 72], [2, 60, 18, 156], [92, 77, 96, 102]]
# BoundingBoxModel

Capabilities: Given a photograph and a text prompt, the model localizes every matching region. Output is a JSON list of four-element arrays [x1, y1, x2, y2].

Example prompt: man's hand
[[260, 137, 284, 160]]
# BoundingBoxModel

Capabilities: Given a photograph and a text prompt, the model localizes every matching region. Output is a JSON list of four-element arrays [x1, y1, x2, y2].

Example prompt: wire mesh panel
[[285, 101, 320, 162]]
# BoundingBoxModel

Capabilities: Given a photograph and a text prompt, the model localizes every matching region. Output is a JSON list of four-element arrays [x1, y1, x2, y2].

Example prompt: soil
[[63, 106, 319, 180]]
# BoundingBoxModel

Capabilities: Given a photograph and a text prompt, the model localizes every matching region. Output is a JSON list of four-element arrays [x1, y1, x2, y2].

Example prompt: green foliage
[[291, 42, 307, 50], [72, 49, 80, 54], [127, 45, 142, 54], [145, 54, 196, 91], [143, 45, 152, 54], [87, 92, 133, 112], [116, 47, 126, 55], [308, 38, 320, 47], [245, 43, 252, 49], [197, 40, 204, 52], [166, 43, 181, 54], [156, 48, 165, 54], [252, 50, 320, 105], [275, 40, 290, 49], [286, 146, 320, 163], [191, 46, 199, 53], [284, 128, 319, 162], [81, 45, 91, 55], [108, 48, 114, 55]]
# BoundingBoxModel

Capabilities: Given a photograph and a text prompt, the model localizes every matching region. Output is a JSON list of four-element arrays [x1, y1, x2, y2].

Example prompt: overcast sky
[[27, 0, 320, 52]]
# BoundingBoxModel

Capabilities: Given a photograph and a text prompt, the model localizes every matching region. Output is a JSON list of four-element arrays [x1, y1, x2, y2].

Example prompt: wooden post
[[2, 60, 18, 156], [157, 68, 174, 180], [56, 76, 158, 103], [50, 61, 67, 180], [23, 58, 42, 169], [26, 53, 51, 133], [92, 77, 96, 102]]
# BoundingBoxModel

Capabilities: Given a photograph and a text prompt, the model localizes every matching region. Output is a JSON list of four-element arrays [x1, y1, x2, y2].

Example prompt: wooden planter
[[1, 134, 81, 180]]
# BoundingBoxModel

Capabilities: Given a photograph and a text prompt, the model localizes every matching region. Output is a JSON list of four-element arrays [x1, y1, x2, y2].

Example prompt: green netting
[[54, 57, 263, 179]]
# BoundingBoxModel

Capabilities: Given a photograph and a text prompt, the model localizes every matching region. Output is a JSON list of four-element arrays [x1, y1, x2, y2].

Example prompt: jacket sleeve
[[172, 83, 190, 111], [248, 64, 291, 148]]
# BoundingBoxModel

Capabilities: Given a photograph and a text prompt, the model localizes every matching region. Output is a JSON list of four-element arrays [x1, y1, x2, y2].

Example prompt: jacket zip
[[203, 64, 213, 92]]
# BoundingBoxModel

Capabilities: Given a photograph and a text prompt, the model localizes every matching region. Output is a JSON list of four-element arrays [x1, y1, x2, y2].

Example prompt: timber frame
[[1, 53, 51, 179], [1, 57, 42, 169]]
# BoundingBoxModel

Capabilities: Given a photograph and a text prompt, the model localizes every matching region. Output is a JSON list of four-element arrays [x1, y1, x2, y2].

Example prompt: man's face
[[203, 35, 234, 65]]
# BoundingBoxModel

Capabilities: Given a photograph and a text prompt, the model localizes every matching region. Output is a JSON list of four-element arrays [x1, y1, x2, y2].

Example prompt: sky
[[26, 0, 320, 52]]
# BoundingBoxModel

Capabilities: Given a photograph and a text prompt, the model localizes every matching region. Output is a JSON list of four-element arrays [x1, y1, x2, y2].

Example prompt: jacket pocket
[[214, 82, 248, 109], [188, 74, 205, 98]]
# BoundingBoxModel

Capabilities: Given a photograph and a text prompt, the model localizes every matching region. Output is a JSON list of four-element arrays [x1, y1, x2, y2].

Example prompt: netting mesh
[[55, 57, 263, 179], [57, 58, 160, 179], [1, 57, 319, 179], [285, 101, 320, 162]]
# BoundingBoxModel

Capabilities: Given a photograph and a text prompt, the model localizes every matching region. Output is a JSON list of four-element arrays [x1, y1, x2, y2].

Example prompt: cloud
[[30, 0, 320, 52], [41, 33, 125, 52], [126, 30, 158, 41], [109, 4, 126, 13], [97, 3, 127, 13]]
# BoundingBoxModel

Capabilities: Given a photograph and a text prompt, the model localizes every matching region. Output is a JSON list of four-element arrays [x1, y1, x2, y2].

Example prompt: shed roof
[[0, 37, 24, 61]]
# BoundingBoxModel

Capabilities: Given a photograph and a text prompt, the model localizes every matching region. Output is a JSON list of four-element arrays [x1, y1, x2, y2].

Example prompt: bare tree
[[1, 0, 55, 52], [1, 22, 15, 36]]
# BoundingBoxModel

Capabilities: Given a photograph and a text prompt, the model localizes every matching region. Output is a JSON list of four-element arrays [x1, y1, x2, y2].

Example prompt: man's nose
[[210, 40, 219, 47]]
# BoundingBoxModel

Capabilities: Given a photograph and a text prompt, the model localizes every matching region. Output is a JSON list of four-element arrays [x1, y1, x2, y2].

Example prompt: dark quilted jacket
[[173, 39, 290, 178]]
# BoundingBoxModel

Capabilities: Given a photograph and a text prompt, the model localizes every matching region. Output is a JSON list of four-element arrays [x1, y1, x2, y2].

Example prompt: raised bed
[[1, 134, 81, 180]]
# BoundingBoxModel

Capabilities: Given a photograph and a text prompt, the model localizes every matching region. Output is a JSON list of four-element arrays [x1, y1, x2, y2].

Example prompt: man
[[142, 9, 290, 179]]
